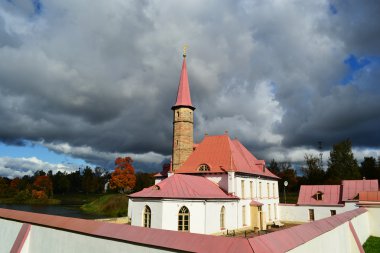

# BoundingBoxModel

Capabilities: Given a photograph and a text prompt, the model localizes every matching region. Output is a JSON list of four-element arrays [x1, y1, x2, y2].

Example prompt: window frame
[[143, 205, 151, 228], [178, 206, 190, 232]]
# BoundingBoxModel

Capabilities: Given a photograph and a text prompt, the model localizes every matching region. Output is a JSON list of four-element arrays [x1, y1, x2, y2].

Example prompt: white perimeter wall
[[287, 210, 372, 253], [279, 203, 357, 223], [368, 207, 380, 236], [0, 219, 24, 252]]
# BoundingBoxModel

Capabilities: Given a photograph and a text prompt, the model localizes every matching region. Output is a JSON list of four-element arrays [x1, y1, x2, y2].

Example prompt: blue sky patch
[[341, 55, 372, 84], [329, 3, 338, 15], [0, 141, 88, 167]]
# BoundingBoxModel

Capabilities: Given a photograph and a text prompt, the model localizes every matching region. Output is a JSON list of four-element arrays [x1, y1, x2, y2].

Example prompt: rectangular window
[[241, 180, 245, 199], [268, 204, 272, 221], [309, 209, 315, 221], [330, 210, 336, 216], [273, 183, 276, 198], [267, 183, 270, 198], [274, 204, 277, 219], [242, 205, 246, 225], [259, 182, 262, 198], [250, 181, 253, 199]]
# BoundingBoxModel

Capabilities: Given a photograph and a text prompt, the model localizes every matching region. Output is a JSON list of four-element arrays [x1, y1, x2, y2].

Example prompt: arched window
[[220, 206, 225, 229], [178, 206, 190, 231], [143, 205, 151, 228], [198, 164, 210, 171]]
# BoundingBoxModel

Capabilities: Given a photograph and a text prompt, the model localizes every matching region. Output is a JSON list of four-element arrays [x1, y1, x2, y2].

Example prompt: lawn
[[363, 236, 380, 253], [81, 194, 129, 217]]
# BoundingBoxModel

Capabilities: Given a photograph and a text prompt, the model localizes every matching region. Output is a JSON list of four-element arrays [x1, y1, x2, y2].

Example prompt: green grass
[[363, 236, 380, 253], [81, 194, 129, 217], [55, 193, 104, 205]]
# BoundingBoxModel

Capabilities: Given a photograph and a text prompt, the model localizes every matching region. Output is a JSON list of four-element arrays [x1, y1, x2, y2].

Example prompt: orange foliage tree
[[109, 157, 136, 193], [33, 175, 53, 197]]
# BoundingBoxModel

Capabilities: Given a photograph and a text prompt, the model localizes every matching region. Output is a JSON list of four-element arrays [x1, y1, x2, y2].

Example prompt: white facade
[[129, 173, 280, 234], [129, 198, 238, 234]]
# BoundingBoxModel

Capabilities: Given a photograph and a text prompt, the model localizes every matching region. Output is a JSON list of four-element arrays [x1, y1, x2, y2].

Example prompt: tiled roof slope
[[175, 135, 278, 179], [297, 185, 342, 206], [0, 208, 251, 253], [342, 179, 378, 201], [129, 174, 238, 199], [248, 208, 367, 253]]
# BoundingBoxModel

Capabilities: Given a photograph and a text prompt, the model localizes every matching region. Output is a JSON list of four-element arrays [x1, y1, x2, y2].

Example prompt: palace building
[[128, 51, 280, 234]]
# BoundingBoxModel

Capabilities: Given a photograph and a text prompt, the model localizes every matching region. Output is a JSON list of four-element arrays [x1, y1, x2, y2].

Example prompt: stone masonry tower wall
[[171, 51, 195, 171], [172, 107, 194, 171]]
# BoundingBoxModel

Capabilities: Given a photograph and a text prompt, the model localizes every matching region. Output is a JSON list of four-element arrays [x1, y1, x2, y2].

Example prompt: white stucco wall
[[235, 175, 280, 225], [287, 210, 372, 253], [205, 174, 228, 191], [129, 199, 163, 229], [0, 218, 24, 252], [129, 198, 240, 234], [279, 203, 358, 223], [27, 222, 173, 253], [368, 207, 380, 236]]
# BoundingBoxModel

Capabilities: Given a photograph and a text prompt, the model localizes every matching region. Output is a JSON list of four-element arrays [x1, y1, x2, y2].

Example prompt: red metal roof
[[359, 191, 380, 202], [248, 208, 367, 253], [172, 56, 193, 109], [129, 174, 238, 199], [297, 185, 342, 206], [341, 179, 378, 201], [175, 135, 278, 179], [0, 208, 252, 253]]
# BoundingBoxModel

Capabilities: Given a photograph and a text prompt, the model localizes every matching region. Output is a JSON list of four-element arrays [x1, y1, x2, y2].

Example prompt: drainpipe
[[204, 200, 207, 234]]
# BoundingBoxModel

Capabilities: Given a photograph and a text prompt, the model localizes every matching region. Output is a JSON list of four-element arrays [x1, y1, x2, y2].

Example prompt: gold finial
[[183, 45, 188, 57]]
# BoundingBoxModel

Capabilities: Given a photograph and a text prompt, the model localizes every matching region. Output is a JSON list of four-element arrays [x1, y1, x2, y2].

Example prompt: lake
[[0, 203, 107, 219]]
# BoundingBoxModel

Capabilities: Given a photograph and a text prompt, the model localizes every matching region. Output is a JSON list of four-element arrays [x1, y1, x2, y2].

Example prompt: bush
[[14, 190, 31, 202]]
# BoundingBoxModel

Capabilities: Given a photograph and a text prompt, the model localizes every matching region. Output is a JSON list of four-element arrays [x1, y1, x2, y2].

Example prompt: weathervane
[[183, 45, 188, 57]]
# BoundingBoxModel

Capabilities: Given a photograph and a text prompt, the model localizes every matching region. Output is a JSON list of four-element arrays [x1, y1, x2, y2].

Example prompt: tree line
[[269, 139, 380, 192], [0, 157, 155, 201]]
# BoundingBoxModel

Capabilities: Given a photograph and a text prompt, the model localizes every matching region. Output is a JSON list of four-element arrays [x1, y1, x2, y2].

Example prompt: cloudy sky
[[0, 0, 379, 178]]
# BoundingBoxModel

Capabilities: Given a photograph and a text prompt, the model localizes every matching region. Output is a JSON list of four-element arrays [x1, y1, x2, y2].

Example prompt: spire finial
[[183, 45, 188, 58]]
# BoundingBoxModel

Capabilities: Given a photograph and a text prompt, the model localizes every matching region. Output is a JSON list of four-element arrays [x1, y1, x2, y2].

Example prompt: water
[[0, 203, 106, 219]]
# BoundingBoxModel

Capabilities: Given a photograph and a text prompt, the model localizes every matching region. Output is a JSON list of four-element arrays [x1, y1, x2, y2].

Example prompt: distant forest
[[270, 139, 380, 192], [1, 139, 379, 202]]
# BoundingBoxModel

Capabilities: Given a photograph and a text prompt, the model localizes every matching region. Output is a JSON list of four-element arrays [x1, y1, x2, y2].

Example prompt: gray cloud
[[0, 0, 379, 176]]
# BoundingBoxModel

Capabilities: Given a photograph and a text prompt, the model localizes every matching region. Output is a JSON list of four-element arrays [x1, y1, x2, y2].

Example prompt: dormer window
[[315, 191, 323, 201], [198, 164, 210, 171]]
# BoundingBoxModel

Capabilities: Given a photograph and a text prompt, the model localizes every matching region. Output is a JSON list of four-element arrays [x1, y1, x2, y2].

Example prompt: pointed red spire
[[172, 54, 194, 110]]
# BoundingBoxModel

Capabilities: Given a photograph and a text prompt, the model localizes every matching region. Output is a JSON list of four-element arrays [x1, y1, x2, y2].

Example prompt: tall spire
[[172, 46, 194, 110]]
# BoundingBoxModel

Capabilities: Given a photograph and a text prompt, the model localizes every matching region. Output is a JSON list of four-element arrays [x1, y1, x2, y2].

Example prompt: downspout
[[204, 200, 207, 234]]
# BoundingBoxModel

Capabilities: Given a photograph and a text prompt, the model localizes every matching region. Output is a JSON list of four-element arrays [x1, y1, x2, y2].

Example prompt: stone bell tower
[[171, 47, 195, 171]]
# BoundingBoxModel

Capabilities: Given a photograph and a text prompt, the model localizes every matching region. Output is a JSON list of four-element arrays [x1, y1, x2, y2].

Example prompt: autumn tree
[[326, 139, 361, 184], [109, 157, 136, 193], [33, 175, 53, 197], [302, 154, 326, 185]]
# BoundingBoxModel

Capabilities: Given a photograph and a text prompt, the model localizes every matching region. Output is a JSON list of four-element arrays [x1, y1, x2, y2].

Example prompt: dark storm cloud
[[0, 0, 379, 174]]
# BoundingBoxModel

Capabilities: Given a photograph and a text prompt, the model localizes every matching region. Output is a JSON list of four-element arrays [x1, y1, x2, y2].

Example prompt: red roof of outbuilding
[[175, 135, 278, 179], [172, 56, 193, 109], [129, 174, 238, 199], [297, 185, 342, 206], [359, 191, 380, 202], [341, 179, 378, 201]]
